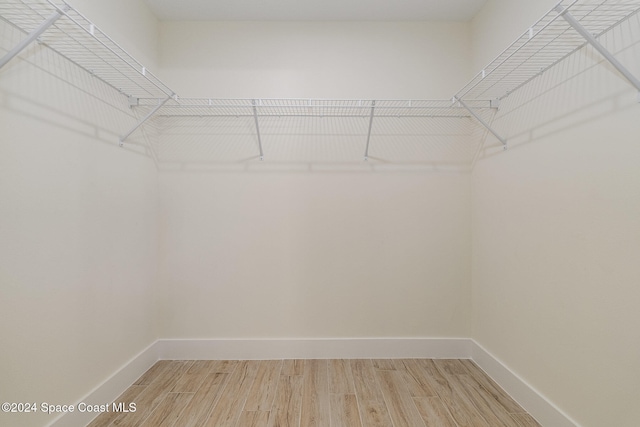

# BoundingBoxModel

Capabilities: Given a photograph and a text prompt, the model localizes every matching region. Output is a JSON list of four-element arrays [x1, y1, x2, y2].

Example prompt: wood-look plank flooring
[[88, 359, 542, 427]]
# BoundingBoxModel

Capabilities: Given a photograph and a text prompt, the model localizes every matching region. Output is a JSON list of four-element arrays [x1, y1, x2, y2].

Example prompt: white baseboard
[[51, 338, 579, 427], [471, 340, 579, 427], [49, 341, 160, 427], [157, 337, 472, 360]]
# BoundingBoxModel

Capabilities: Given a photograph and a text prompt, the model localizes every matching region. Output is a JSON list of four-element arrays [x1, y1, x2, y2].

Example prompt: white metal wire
[[456, 0, 640, 101], [0, 0, 173, 98], [139, 98, 492, 118], [150, 114, 481, 166], [2, 0, 639, 167], [136, 99, 488, 166]]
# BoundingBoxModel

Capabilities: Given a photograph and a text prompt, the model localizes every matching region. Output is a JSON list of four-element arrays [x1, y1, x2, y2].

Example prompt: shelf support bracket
[[556, 5, 640, 98], [119, 93, 173, 146], [252, 100, 264, 161], [0, 5, 70, 70], [454, 97, 507, 148], [364, 100, 375, 161]]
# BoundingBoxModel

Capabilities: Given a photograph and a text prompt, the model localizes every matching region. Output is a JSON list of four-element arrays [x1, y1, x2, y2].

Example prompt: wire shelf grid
[[2, 0, 640, 166], [456, 0, 640, 101], [138, 98, 493, 119], [0, 0, 173, 99]]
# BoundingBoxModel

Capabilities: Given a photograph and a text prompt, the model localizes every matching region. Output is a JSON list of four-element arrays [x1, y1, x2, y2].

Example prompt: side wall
[[471, 1, 640, 426], [0, 1, 160, 426]]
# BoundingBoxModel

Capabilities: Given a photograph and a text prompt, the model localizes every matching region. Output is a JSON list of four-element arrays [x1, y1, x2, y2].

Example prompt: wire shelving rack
[[1, 0, 639, 166], [455, 0, 640, 101]]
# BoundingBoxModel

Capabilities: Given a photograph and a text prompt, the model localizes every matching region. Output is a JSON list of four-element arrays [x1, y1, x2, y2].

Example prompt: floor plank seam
[[91, 359, 541, 427]]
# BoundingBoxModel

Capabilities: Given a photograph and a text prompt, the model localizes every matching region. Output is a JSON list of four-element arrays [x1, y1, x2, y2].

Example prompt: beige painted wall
[[158, 172, 471, 339], [4, 1, 640, 425], [156, 21, 474, 340], [471, 0, 557, 71], [0, 1, 160, 426], [471, 1, 640, 425], [159, 21, 471, 99], [70, 0, 160, 68]]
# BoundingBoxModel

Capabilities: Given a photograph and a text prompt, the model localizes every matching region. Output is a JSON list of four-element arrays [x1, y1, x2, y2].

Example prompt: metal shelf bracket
[[364, 100, 376, 161], [0, 4, 70, 70], [555, 5, 640, 101], [252, 99, 265, 161], [119, 93, 174, 146], [454, 97, 507, 149]]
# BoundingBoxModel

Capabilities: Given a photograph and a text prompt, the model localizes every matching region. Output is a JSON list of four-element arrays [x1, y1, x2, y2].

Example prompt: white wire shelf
[[138, 98, 493, 118], [456, 0, 640, 101], [1, 0, 639, 166], [0, 0, 173, 99], [148, 107, 484, 167], [134, 98, 493, 165]]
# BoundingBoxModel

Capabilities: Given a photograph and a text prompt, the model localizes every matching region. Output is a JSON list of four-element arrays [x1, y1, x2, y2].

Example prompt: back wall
[[156, 19, 474, 340], [159, 21, 471, 99], [158, 172, 472, 339]]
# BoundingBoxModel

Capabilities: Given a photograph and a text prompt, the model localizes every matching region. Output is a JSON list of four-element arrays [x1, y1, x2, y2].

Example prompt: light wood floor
[[88, 359, 542, 427]]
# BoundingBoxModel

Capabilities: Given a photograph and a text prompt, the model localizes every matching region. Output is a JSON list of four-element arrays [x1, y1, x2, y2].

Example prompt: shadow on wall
[[0, 13, 479, 173], [477, 14, 640, 160], [0, 22, 156, 162], [2, 12, 640, 172], [149, 113, 480, 173]]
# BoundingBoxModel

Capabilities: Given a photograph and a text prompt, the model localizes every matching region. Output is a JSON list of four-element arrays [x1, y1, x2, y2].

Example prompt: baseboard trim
[[471, 340, 579, 427], [49, 341, 160, 427], [51, 338, 579, 427], [157, 337, 472, 360]]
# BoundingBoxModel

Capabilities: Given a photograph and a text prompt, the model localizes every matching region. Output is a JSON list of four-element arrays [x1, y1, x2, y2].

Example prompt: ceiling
[[144, 0, 489, 22]]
